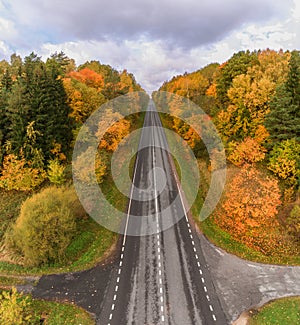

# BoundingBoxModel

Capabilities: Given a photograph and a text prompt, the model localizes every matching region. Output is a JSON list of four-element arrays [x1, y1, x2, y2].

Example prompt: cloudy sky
[[0, 0, 299, 92]]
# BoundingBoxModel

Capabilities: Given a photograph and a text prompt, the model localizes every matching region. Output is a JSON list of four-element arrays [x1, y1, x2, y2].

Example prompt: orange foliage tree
[[97, 111, 131, 152], [68, 68, 104, 91], [228, 137, 266, 166], [215, 165, 282, 254]]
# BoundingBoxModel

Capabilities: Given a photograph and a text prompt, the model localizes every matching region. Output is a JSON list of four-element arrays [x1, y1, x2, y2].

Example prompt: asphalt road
[[98, 101, 227, 325]]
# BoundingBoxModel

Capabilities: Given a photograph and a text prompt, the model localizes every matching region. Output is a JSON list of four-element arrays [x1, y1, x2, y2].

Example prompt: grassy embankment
[[248, 296, 300, 325]]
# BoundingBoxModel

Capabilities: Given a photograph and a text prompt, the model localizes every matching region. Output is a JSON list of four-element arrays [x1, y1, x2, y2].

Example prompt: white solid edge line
[[123, 155, 139, 246]]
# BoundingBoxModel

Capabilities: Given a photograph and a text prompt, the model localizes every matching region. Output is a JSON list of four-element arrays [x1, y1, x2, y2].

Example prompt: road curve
[[98, 100, 228, 325]]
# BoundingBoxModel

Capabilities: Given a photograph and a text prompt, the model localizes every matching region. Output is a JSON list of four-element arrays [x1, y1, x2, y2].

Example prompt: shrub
[[268, 138, 300, 186], [0, 287, 36, 325], [0, 154, 46, 191], [47, 159, 66, 185], [7, 186, 84, 266]]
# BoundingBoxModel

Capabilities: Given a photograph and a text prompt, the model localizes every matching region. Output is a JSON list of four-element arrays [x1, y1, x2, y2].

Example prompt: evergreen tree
[[0, 68, 13, 163], [5, 53, 73, 162], [265, 51, 300, 146]]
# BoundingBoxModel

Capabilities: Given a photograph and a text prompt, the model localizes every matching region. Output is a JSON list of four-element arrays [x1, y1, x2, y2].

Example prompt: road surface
[[98, 100, 227, 325]]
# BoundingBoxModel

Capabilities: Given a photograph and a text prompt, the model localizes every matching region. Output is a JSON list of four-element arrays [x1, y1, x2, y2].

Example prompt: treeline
[[159, 49, 300, 255], [0, 52, 143, 191]]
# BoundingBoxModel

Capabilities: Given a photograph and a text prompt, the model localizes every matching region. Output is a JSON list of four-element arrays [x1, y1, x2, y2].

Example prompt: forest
[[159, 49, 300, 261]]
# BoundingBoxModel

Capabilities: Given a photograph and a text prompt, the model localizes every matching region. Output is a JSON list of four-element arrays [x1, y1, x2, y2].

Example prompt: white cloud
[[0, 0, 299, 92], [3, 0, 293, 48]]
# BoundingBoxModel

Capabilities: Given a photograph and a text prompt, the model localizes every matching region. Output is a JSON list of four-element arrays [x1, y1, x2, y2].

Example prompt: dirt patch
[[232, 311, 250, 325]]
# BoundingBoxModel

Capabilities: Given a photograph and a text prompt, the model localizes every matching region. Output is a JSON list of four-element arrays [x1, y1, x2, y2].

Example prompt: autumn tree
[[215, 165, 282, 254], [97, 111, 131, 152], [268, 138, 300, 187], [216, 50, 258, 106], [216, 50, 290, 143], [63, 77, 106, 123], [228, 137, 266, 166]]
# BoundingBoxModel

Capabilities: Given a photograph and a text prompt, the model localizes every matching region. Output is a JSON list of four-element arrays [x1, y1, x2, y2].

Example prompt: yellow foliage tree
[[0, 154, 46, 191]]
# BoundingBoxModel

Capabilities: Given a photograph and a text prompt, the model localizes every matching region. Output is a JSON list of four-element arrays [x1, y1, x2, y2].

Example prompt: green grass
[[0, 290, 95, 324], [248, 296, 300, 325], [32, 299, 95, 325], [0, 275, 27, 287]]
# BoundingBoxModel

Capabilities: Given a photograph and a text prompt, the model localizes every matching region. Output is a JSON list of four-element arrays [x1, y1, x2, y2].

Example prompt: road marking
[[209, 305, 214, 311], [123, 153, 139, 246], [206, 295, 210, 301], [152, 140, 165, 323], [213, 314, 217, 321], [113, 294, 117, 301]]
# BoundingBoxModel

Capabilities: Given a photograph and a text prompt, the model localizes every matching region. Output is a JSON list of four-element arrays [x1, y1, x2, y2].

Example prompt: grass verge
[[32, 299, 95, 325], [248, 296, 300, 325], [0, 289, 95, 324]]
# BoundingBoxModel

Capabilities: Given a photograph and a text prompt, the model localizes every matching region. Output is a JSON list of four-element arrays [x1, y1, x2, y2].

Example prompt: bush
[[7, 186, 85, 266], [47, 159, 66, 185], [0, 287, 36, 325], [268, 138, 300, 186], [0, 154, 46, 191]]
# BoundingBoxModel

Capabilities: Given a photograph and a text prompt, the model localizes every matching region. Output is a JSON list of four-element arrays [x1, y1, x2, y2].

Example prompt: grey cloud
[[6, 0, 293, 49]]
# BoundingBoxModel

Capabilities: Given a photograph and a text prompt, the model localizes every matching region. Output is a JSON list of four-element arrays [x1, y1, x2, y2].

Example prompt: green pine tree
[[265, 51, 300, 147]]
